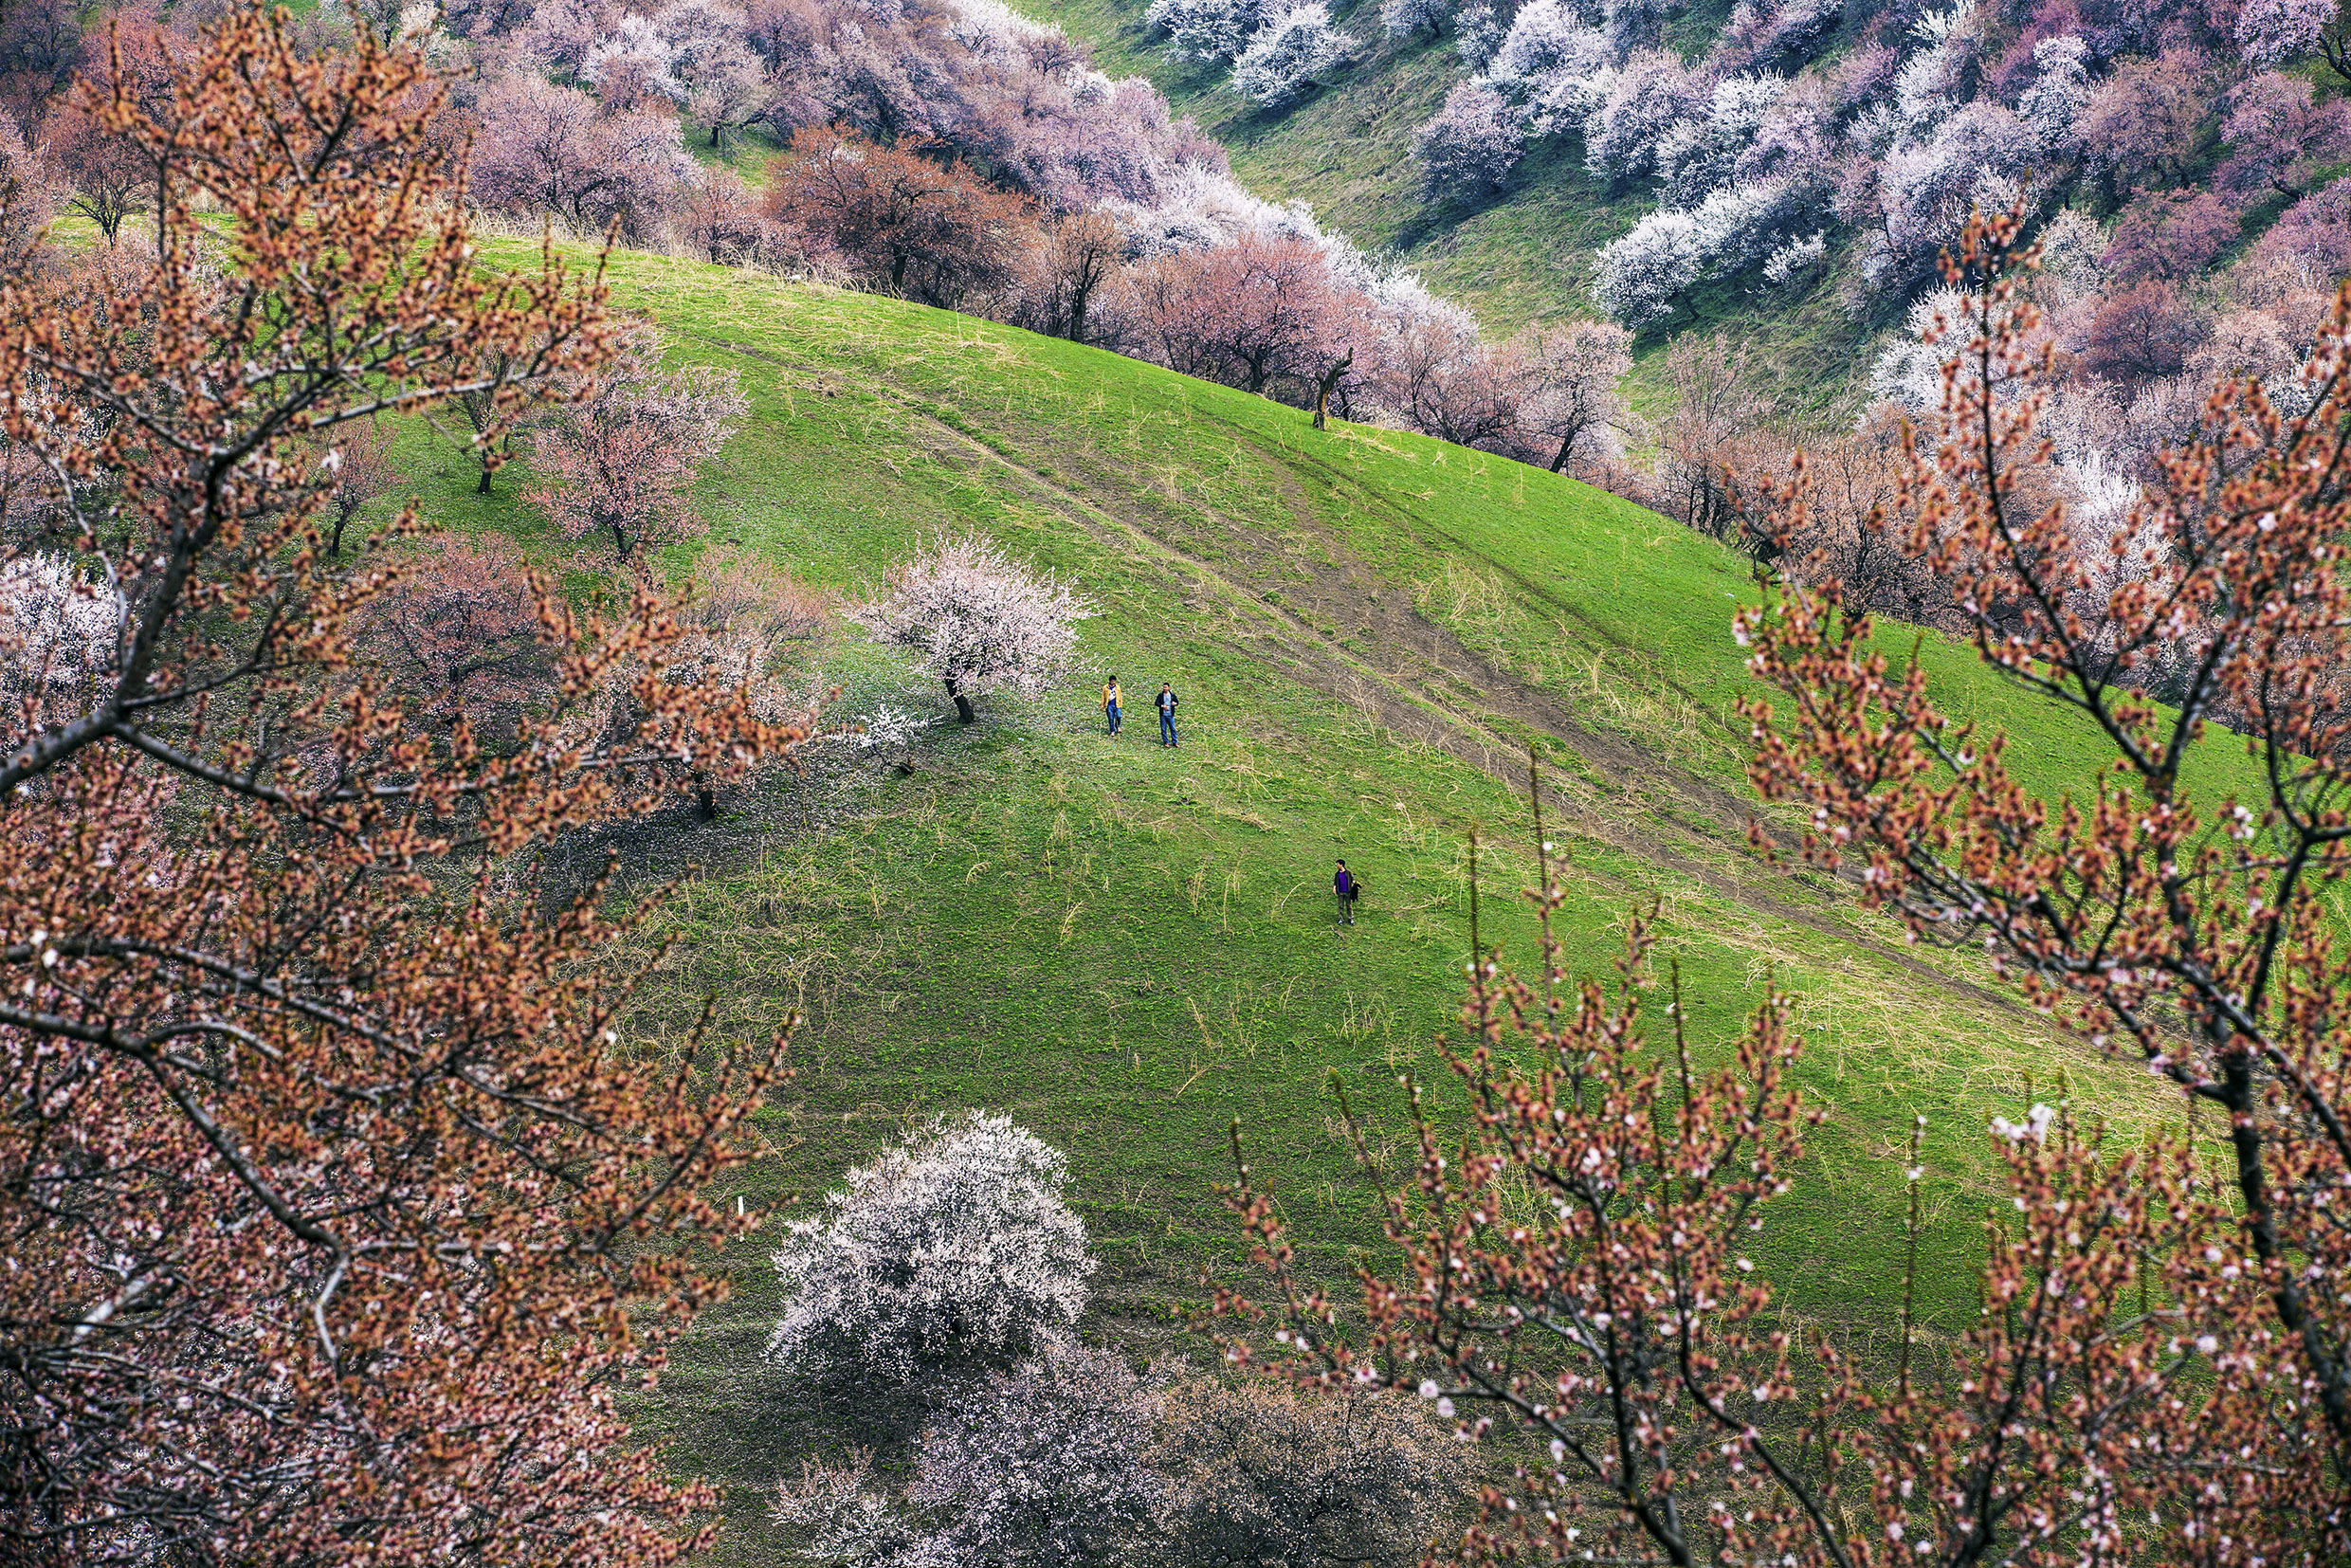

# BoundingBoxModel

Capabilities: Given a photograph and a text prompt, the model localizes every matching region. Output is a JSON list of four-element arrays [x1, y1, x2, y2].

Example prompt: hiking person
[[1103, 674, 1121, 736], [1157, 682, 1179, 747], [1335, 859, 1357, 926]]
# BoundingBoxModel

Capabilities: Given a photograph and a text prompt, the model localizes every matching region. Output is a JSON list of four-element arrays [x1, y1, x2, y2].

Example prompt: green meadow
[[386, 244, 2247, 1558]]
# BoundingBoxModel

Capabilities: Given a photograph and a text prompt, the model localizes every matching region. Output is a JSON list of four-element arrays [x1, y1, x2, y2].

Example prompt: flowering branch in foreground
[[0, 8, 814, 1561], [1224, 813, 2321, 1562], [1740, 209, 2351, 1520]]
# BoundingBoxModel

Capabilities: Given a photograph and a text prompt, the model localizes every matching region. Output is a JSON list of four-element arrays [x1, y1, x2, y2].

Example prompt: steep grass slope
[[408, 245, 2243, 1558], [1014, 1, 1878, 409], [1029, 9, 1605, 325]]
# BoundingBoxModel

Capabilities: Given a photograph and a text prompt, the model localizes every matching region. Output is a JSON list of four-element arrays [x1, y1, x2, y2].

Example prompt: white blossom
[[1380, 0, 1450, 39], [1591, 210, 1703, 327], [2016, 35, 2091, 146], [1990, 1103, 2055, 1144], [841, 700, 939, 753], [1103, 164, 1322, 253], [1868, 286, 1966, 414], [1687, 178, 1796, 267], [1370, 268, 1481, 336], [1656, 74, 1783, 208], [1230, 4, 1356, 108], [1873, 100, 2040, 286], [772, 1449, 935, 1568], [1584, 50, 1696, 185], [0, 554, 124, 737], [1452, 0, 1504, 69], [1760, 230, 1827, 287], [1590, 178, 1798, 325], [1486, 0, 1611, 96], [767, 1112, 1097, 1390], [2236, 0, 2335, 70], [853, 535, 1094, 721], [1145, 0, 1270, 61], [909, 1343, 1163, 1567], [582, 14, 686, 103], [943, 0, 1070, 56]]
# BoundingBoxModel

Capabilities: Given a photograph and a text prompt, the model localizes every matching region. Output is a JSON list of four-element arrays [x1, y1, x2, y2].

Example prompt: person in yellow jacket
[[1102, 675, 1122, 736]]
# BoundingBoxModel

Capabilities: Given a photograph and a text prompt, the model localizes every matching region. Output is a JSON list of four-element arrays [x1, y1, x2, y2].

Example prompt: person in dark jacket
[[1335, 859, 1356, 925], [1157, 683, 1179, 747]]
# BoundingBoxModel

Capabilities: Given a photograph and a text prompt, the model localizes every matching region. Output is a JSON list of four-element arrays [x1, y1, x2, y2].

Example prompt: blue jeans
[[1105, 701, 1120, 734], [1159, 710, 1177, 745]]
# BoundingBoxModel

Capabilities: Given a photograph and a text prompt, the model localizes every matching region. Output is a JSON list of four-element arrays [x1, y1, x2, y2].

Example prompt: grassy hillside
[[399, 245, 2251, 1559], [1033, 6, 1608, 327], [1015, 1, 1881, 410]]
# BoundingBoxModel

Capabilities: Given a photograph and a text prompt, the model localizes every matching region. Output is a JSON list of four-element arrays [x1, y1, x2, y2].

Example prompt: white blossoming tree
[[852, 534, 1093, 724], [1452, 1, 1504, 69], [1155, 1379, 1467, 1568], [767, 1112, 1096, 1392], [770, 1449, 935, 1568], [773, 1343, 1162, 1568], [1589, 208, 1703, 327], [1379, 0, 1449, 40], [1230, 5, 1354, 109], [771, 1357, 1470, 1568], [1591, 180, 1800, 327], [1413, 78, 1525, 199], [1144, 0, 1272, 61], [911, 1342, 1164, 1567]]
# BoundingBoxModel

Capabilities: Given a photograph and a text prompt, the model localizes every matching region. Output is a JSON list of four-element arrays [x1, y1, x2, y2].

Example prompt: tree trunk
[[1549, 420, 1583, 474], [476, 464, 494, 496], [1313, 348, 1354, 430], [944, 674, 975, 724], [330, 511, 350, 556], [695, 782, 716, 819], [710, 123, 722, 148], [1068, 285, 1089, 346]]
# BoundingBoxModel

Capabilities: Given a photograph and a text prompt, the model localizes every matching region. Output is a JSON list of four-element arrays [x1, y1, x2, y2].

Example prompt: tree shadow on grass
[[530, 739, 919, 915], [633, 1323, 936, 1486]]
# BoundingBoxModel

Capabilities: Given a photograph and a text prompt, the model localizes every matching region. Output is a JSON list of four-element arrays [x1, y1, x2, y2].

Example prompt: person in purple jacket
[[1335, 859, 1357, 926]]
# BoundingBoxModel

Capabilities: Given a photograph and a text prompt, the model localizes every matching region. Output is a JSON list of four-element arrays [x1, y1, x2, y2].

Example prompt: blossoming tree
[[0, 10, 811, 1559], [767, 1111, 1096, 1390], [1222, 215, 2351, 1564], [525, 321, 748, 569], [852, 534, 1093, 723]]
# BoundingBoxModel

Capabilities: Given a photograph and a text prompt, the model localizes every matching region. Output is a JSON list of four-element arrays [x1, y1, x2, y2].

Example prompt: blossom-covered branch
[[0, 9, 813, 1559]]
